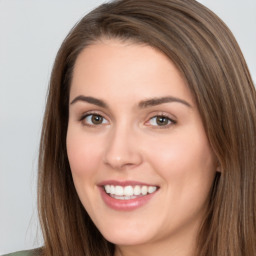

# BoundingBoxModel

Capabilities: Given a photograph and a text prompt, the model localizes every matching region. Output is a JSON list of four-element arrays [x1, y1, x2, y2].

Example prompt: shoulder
[[2, 249, 41, 256]]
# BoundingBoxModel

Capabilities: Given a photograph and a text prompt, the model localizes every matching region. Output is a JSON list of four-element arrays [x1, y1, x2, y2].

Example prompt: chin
[[104, 233, 151, 246], [98, 223, 154, 246]]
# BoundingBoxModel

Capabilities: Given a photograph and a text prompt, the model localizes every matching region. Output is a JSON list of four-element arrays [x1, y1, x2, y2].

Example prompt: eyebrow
[[138, 96, 192, 108], [70, 95, 192, 109], [70, 95, 108, 108]]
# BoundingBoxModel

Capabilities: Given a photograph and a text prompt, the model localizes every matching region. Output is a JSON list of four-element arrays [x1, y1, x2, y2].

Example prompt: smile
[[98, 181, 159, 211], [104, 185, 157, 200]]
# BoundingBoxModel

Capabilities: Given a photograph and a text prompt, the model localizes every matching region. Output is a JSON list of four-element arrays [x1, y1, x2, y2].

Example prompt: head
[[38, 0, 256, 255]]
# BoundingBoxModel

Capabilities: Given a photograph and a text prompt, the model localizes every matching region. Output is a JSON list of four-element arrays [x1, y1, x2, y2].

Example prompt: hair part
[[38, 0, 256, 255]]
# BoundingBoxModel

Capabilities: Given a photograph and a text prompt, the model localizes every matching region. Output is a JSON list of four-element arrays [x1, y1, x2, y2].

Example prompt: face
[[67, 40, 217, 252]]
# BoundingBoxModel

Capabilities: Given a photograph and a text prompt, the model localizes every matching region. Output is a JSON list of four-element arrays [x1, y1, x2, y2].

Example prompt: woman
[[6, 0, 256, 255]]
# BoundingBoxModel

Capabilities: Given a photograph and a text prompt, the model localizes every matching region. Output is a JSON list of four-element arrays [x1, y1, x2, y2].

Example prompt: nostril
[[103, 152, 143, 170]]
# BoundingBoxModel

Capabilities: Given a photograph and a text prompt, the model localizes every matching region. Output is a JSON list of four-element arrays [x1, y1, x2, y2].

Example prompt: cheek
[[145, 128, 216, 185], [66, 128, 103, 178], [66, 127, 105, 213], [146, 129, 216, 222]]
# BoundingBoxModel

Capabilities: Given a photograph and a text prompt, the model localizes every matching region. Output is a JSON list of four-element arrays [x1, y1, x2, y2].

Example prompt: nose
[[103, 124, 143, 170]]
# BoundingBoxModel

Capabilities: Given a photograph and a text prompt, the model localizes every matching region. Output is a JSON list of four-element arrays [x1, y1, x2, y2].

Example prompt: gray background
[[0, 0, 255, 254]]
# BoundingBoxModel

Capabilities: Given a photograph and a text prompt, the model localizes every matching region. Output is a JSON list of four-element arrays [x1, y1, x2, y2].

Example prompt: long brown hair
[[38, 0, 256, 255]]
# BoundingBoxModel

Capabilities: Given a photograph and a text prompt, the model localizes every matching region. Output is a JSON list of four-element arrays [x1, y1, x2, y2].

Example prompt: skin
[[66, 39, 217, 256]]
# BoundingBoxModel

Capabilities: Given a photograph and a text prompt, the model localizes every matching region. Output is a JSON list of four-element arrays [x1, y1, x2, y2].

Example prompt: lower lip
[[99, 187, 158, 211]]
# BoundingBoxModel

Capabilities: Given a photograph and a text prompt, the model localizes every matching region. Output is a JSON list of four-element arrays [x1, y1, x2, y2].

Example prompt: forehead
[[70, 39, 192, 104]]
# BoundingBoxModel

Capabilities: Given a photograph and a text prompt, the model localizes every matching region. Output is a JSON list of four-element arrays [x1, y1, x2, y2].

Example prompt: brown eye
[[148, 115, 175, 127], [91, 115, 103, 124], [156, 116, 170, 126], [83, 114, 108, 125]]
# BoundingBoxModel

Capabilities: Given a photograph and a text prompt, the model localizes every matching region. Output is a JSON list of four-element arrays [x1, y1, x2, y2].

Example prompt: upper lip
[[98, 180, 159, 187]]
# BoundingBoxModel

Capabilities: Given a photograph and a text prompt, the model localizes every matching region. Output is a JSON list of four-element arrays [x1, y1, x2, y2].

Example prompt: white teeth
[[115, 186, 123, 196], [104, 184, 158, 198], [105, 185, 111, 193], [141, 186, 147, 195], [110, 185, 115, 194], [111, 195, 137, 200], [124, 186, 133, 196], [148, 186, 157, 193], [134, 185, 141, 195]]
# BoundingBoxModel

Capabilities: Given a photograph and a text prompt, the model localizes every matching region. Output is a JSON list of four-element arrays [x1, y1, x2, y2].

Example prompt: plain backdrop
[[0, 0, 255, 254]]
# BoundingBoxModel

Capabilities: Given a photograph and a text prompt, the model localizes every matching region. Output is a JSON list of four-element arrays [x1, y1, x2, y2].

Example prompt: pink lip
[[98, 180, 159, 211]]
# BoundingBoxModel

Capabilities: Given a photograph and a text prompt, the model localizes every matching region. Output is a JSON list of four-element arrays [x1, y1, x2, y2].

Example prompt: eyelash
[[79, 112, 108, 127], [79, 112, 176, 128], [145, 113, 176, 128]]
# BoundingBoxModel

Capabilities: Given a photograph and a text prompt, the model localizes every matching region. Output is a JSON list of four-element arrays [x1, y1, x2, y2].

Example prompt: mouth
[[103, 184, 158, 200], [98, 181, 159, 211]]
